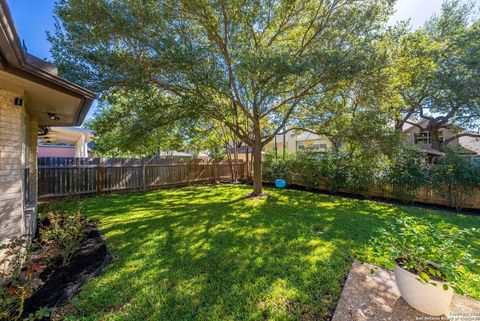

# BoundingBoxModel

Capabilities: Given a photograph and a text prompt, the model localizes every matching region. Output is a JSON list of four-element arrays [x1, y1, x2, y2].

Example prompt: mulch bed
[[22, 224, 109, 320]]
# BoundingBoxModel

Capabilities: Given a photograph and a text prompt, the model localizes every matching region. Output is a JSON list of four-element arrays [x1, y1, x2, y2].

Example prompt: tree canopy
[[391, 0, 480, 149], [50, 0, 396, 195]]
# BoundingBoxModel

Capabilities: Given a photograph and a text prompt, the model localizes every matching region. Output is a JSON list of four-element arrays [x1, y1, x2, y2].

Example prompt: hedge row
[[263, 146, 480, 209]]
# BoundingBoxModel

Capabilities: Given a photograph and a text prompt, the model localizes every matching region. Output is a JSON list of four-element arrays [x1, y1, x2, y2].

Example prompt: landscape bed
[[24, 222, 108, 320], [50, 184, 479, 321]]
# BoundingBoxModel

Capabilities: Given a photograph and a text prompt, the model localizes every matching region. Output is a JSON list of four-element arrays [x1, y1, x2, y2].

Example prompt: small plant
[[39, 199, 94, 266], [0, 237, 50, 321], [39, 210, 87, 265], [0, 201, 92, 320], [371, 216, 479, 294]]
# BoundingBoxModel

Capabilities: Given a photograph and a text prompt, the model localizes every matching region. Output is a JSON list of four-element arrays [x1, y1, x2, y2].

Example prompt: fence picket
[[38, 157, 245, 199]]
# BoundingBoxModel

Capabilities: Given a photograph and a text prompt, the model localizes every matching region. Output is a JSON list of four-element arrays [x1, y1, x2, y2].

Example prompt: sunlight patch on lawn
[[54, 184, 480, 321]]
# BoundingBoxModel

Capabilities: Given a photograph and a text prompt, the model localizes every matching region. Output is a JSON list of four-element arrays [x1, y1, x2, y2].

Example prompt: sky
[[7, 0, 445, 121]]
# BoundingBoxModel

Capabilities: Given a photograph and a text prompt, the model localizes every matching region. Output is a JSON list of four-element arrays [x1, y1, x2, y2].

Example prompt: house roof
[[159, 151, 193, 157], [420, 146, 446, 156], [38, 126, 94, 145], [449, 145, 478, 156], [269, 130, 325, 143], [459, 136, 480, 154], [295, 131, 323, 141], [403, 119, 464, 133], [0, 1, 95, 126]]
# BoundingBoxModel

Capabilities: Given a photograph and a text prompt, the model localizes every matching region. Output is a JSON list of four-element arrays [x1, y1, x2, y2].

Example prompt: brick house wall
[[0, 89, 38, 248]]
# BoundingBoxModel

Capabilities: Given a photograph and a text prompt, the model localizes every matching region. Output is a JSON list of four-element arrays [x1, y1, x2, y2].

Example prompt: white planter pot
[[394, 264, 453, 316]]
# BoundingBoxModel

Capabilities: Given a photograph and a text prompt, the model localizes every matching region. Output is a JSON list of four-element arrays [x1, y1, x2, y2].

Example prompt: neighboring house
[[38, 127, 94, 157], [402, 119, 478, 159], [0, 1, 94, 254], [159, 151, 194, 161], [235, 131, 333, 161], [263, 131, 333, 154]]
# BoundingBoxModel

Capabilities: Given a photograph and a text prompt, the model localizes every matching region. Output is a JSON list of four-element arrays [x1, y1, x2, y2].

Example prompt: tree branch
[[404, 120, 425, 131], [442, 132, 480, 147]]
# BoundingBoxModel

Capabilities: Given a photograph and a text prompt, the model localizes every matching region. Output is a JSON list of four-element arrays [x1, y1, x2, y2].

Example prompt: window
[[414, 131, 443, 144], [312, 143, 327, 151], [298, 143, 305, 151]]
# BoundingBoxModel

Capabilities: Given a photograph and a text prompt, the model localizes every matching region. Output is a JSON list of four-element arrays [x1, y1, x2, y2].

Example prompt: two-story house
[[402, 119, 478, 160]]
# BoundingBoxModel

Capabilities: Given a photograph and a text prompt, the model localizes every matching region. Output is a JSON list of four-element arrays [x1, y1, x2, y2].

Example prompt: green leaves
[[419, 272, 430, 282], [431, 149, 480, 209], [370, 216, 479, 295]]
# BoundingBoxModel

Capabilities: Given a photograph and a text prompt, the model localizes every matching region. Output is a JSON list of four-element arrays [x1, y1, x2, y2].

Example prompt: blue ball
[[275, 179, 287, 188]]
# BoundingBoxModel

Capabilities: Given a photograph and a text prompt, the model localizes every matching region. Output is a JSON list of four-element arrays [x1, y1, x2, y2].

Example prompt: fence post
[[96, 161, 103, 195], [142, 163, 146, 191], [214, 161, 218, 183]]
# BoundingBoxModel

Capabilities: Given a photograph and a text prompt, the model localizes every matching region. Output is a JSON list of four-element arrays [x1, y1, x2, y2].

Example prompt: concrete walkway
[[332, 262, 480, 321]]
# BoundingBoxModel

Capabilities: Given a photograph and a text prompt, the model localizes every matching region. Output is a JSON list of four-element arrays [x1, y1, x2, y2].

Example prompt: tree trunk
[[252, 122, 263, 196], [252, 143, 263, 196], [430, 128, 442, 150], [225, 143, 234, 182], [245, 146, 250, 181], [274, 135, 278, 160], [233, 139, 239, 182]]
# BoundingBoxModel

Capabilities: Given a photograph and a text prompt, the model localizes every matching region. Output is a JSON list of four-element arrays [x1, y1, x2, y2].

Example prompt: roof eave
[[0, 1, 27, 66], [74, 97, 94, 126], [0, 0, 96, 125]]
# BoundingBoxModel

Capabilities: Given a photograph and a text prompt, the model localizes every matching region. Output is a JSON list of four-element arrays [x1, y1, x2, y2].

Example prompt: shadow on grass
[[56, 185, 480, 321]]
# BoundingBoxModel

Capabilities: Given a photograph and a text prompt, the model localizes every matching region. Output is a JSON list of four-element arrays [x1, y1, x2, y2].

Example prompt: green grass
[[56, 185, 480, 321]]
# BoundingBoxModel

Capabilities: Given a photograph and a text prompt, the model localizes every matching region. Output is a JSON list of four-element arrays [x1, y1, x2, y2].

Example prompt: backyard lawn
[[56, 185, 480, 321]]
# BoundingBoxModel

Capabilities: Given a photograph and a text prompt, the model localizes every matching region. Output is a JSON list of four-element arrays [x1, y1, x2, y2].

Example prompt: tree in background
[[85, 89, 192, 157], [290, 26, 405, 159], [390, 28, 440, 131], [187, 119, 244, 181], [392, 1, 480, 150], [49, 0, 395, 196]]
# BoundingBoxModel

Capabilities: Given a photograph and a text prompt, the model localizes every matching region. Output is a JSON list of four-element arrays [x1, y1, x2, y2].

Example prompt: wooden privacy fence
[[38, 157, 245, 199], [288, 177, 480, 210]]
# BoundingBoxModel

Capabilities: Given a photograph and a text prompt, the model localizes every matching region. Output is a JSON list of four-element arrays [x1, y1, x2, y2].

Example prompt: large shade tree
[[49, 0, 395, 195], [392, 0, 480, 150]]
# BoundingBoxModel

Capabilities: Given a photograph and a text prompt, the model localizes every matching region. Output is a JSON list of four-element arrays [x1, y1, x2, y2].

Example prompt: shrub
[[262, 145, 480, 208], [39, 200, 93, 265], [325, 152, 388, 194], [264, 149, 388, 193], [290, 152, 326, 189], [371, 216, 479, 294], [431, 149, 480, 209], [385, 145, 430, 202], [262, 152, 295, 183]]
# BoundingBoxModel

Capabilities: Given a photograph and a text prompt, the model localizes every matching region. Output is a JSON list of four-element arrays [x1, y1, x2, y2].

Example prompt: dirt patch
[[246, 192, 270, 199], [22, 225, 109, 320]]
